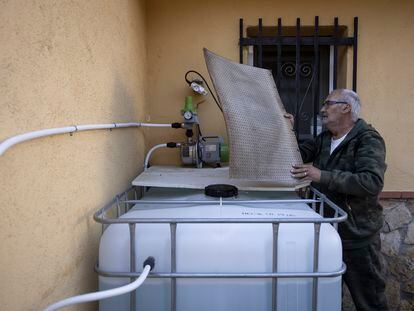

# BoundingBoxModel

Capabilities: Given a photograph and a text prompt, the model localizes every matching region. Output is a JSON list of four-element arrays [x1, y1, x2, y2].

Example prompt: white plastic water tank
[[99, 188, 342, 311]]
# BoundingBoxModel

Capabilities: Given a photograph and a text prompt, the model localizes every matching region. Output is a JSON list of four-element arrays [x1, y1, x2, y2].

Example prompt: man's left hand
[[291, 164, 321, 183]]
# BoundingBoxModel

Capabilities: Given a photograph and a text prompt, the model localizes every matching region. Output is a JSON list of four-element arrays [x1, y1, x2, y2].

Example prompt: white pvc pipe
[[0, 122, 174, 156], [43, 264, 151, 311], [144, 143, 167, 170], [139, 123, 176, 128], [144, 142, 182, 170]]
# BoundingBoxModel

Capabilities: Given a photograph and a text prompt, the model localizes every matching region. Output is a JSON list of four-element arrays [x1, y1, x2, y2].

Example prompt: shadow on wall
[[39, 72, 145, 310], [105, 69, 145, 189], [73, 70, 143, 228]]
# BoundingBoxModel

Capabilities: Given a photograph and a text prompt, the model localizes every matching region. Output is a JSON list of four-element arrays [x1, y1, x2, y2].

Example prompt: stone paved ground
[[342, 199, 414, 311]]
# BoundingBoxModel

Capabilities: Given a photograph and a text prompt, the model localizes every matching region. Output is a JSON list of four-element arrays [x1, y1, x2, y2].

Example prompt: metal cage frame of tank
[[94, 186, 347, 311]]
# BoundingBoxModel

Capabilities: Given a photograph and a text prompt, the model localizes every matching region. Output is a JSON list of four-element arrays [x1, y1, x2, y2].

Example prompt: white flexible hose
[[43, 265, 151, 311], [139, 123, 176, 127], [144, 143, 167, 170], [0, 126, 77, 156], [0, 122, 174, 156]]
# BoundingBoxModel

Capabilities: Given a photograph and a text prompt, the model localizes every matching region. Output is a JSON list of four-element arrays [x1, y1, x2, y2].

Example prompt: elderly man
[[287, 89, 388, 311]]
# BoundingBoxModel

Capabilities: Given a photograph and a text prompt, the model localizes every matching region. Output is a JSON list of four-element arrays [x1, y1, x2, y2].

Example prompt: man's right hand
[[284, 113, 294, 127]]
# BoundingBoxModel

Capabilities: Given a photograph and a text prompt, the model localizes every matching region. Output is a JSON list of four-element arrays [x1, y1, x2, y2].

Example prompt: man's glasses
[[322, 100, 348, 107]]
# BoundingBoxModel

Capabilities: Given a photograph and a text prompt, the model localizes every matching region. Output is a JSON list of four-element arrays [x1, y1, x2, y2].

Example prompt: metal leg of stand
[[272, 223, 280, 311], [170, 223, 177, 311], [129, 224, 137, 311], [312, 223, 321, 311]]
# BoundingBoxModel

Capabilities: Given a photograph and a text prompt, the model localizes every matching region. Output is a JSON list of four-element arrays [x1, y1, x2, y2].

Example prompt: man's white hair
[[337, 89, 361, 122]]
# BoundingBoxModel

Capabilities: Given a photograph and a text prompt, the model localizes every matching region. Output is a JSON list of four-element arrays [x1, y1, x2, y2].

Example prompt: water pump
[[179, 96, 228, 167]]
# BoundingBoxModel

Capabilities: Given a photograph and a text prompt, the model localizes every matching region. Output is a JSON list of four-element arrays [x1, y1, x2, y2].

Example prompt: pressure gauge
[[183, 111, 193, 120]]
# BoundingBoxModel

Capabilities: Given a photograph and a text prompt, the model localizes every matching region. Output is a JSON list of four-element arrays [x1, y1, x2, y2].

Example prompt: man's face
[[320, 92, 349, 129]]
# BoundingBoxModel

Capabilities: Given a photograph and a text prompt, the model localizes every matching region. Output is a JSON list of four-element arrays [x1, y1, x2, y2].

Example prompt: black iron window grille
[[239, 17, 358, 140]]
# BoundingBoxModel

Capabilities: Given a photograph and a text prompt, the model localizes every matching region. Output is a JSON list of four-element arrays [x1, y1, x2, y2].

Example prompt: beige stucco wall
[[0, 1, 147, 310], [146, 0, 414, 191], [1, 0, 413, 309]]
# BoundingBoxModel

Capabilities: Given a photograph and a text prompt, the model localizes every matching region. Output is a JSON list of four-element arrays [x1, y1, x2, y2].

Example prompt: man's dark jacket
[[300, 119, 386, 249]]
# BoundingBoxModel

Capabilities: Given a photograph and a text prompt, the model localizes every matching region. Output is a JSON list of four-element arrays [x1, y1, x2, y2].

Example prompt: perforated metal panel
[[204, 48, 303, 187]]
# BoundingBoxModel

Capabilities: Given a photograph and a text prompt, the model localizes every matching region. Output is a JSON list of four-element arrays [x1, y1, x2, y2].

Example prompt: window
[[239, 17, 358, 141]]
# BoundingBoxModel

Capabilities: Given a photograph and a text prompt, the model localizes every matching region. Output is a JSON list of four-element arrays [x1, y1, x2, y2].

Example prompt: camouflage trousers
[[343, 234, 389, 311]]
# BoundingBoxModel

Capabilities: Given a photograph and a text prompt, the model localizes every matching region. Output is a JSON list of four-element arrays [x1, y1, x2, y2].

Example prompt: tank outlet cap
[[205, 184, 238, 198], [143, 256, 155, 271]]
